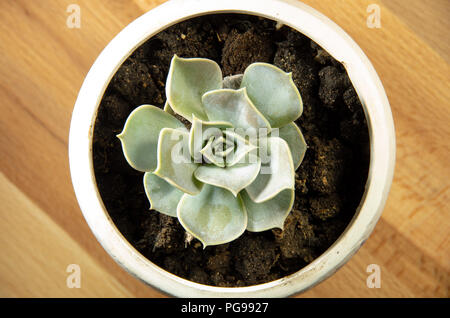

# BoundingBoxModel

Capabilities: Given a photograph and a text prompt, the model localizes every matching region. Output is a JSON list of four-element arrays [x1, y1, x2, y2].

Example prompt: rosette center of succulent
[[200, 132, 235, 166], [190, 119, 258, 168]]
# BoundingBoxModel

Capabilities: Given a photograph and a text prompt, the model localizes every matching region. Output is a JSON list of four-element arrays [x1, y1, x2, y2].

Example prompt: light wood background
[[0, 0, 448, 298]]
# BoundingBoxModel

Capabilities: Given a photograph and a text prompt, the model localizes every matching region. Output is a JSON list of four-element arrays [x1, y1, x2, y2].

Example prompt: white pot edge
[[68, 0, 396, 298]]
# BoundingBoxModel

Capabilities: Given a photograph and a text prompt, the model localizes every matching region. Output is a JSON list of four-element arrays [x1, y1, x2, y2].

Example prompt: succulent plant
[[117, 55, 307, 247]]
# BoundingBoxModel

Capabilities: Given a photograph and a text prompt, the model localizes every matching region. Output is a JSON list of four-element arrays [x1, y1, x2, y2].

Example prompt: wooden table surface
[[0, 0, 449, 298]]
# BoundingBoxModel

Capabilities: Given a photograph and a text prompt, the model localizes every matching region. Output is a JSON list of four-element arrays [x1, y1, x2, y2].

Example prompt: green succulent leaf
[[222, 74, 243, 90], [276, 122, 307, 170], [166, 55, 222, 122], [241, 63, 303, 128], [194, 158, 261, 197], [163, 100, 175, 116], [154, 128, 203, 195], [245, 136, 295, 203], [143, 172, 184, 217], [202, 88, 271, 131], [189, 116, 232, 163], [117, 105, 186, 172], [241, 188, 294, 232], [177, 184, 247, 247]]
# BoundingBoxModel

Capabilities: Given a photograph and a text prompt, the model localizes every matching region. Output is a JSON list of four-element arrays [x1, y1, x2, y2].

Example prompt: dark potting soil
[[92, 14, 370, 287]]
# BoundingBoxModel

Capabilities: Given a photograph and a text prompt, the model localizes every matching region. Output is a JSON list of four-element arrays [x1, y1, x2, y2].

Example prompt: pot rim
[[69, 0, 395, 297]]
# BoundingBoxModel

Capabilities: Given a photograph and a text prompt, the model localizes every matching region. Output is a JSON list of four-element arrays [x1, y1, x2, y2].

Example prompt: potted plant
[[69, 0, 395, 297]]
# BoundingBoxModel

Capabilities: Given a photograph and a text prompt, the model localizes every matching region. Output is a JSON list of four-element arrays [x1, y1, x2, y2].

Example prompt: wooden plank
[[0, 172, 139, 297], [380, 0, 450, 63]]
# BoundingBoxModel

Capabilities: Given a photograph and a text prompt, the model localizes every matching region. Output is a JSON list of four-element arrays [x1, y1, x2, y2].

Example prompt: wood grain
[[0, 0, 448, 298]]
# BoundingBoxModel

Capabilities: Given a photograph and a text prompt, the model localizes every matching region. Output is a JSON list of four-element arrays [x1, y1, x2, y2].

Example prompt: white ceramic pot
[[69, 0, 395, 297]]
